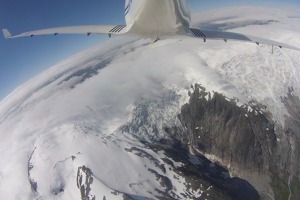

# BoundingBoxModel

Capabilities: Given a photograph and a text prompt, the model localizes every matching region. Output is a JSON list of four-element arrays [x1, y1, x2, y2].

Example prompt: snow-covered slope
[[192, 6, 300, 125], [0, 6, 299, 200]]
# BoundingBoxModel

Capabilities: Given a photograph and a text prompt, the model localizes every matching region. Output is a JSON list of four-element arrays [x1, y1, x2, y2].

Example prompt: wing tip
[[2, 29, 12, 39]]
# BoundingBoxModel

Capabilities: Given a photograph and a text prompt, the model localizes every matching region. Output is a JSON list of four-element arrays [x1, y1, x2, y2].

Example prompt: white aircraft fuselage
[[125, 0, 191, 37]]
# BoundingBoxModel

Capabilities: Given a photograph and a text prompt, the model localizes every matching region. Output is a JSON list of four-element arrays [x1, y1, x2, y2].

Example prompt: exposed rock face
[[282, 88, 300, 200], [171, 84, 300, 200], [77, 166, 96, 200], [28, 148, 38, 193], [127, 142, 260, 200], [150, 142, 259, 200]]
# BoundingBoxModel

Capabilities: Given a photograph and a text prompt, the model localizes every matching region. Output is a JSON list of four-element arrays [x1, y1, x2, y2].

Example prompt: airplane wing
[[2, 25, 127, 39], [189, 28, 300, 51]]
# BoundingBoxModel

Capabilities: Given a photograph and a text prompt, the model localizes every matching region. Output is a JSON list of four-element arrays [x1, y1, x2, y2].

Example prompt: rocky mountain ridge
[[167, 84, 300, 200]]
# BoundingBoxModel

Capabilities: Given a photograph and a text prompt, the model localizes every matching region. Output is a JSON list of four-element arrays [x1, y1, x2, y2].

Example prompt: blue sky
[[0, 0, 299, 101]]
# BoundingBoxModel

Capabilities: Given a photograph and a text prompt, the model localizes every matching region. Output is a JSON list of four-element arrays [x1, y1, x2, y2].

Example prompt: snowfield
[[0, 6, 299, 200]]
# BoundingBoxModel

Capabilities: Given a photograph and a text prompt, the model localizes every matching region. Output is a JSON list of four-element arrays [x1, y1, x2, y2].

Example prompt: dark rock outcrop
[[281, 88, 300, 200], [169, 84, 300, 200], [179, 84, 277, 173], [77, 165, 96, 200], [28, 147, 38, 193], [152, 142, 259, 200]]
